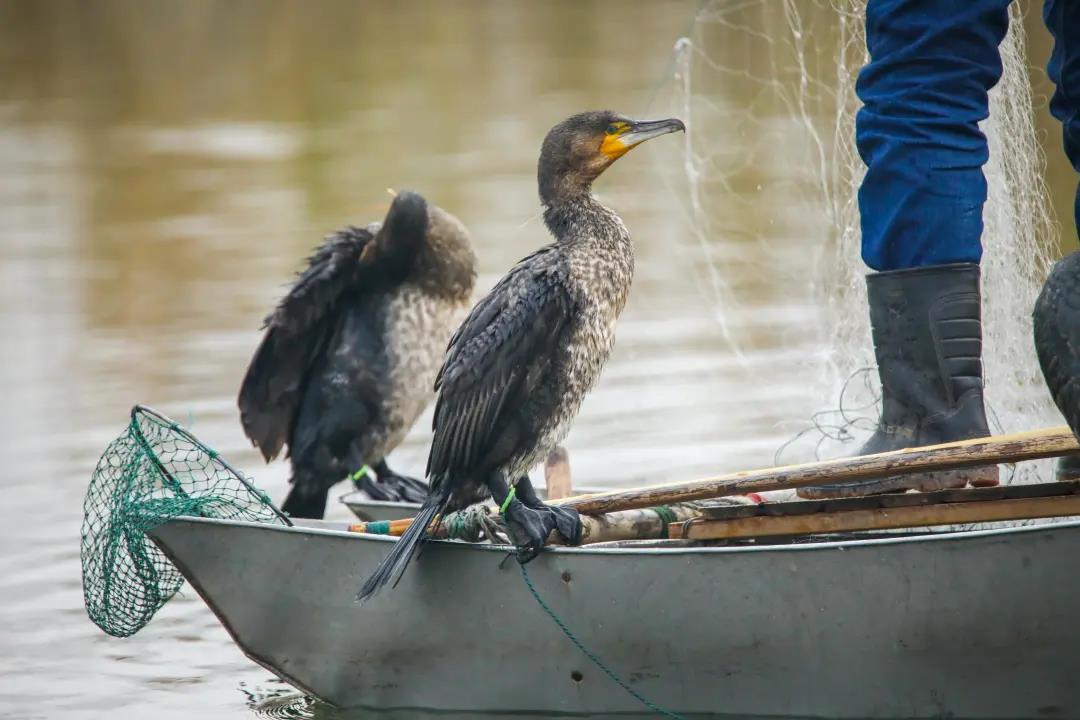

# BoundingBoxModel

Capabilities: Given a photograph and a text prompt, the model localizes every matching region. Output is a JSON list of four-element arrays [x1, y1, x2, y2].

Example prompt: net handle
[[130, 405, 293, 527]]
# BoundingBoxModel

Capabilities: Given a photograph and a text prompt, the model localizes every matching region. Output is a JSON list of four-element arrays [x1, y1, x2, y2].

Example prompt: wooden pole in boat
[[669, 493, 1080, 541], [347, 428, 1079, 538], [348, 501, 753, 543], [558, 427, 1079, 515], [544, 447, 573, 501]]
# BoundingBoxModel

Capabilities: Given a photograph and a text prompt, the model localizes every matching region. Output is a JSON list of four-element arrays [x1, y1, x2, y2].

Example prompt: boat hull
[[149, 517, 1080, 717]]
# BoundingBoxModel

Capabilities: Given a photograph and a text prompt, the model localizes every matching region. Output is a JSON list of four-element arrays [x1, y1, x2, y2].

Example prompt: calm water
[[0, 2, 1074, 718]]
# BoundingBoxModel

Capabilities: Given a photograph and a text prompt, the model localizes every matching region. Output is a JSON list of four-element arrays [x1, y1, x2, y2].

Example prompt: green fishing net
[[80, 405, 289, 638]]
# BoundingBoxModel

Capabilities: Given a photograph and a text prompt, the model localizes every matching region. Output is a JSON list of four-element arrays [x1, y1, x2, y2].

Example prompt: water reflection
[[239, 678, 804, 720]]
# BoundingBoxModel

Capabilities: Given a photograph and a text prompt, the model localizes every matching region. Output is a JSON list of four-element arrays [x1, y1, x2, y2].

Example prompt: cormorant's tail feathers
[[356, 492, 449, 602]]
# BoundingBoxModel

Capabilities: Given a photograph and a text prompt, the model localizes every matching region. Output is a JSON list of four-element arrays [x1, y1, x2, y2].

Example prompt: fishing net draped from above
[[81, 405, 289, 638], [664, 1, 1060, 480]]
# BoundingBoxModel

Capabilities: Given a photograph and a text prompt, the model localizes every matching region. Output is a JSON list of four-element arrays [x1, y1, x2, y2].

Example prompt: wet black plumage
[[1034, 250, 1080, 436], [357, 112, 684, 600], [238, 191, 476, 518]]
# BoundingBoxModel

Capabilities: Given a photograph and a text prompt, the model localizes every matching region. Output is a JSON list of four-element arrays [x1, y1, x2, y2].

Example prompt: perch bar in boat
[[348, 503, 713, 544], [347, 428, 1079, 540], [560, 427, 1080, 515]]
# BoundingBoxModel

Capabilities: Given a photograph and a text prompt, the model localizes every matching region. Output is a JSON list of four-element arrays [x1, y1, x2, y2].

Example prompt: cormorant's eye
[[605, 124, 619, 135]]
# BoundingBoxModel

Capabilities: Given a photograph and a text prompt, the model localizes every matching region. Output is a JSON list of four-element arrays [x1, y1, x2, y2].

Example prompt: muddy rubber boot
[[799, 263, 999, 499]]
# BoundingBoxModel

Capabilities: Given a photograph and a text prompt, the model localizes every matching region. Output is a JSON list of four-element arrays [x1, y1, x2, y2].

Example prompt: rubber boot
[[799, 263, 999, 499]]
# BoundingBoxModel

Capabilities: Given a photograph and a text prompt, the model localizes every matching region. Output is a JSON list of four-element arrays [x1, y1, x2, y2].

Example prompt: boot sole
[[797, 465, 1000, 500]]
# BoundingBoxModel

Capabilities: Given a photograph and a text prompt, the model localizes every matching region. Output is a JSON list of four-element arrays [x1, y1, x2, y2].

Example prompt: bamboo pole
[[347, 503, 716, 543], [557, 427, 1079, 515], [670, 494, 1080, 541], [576, 504, 703, 543]]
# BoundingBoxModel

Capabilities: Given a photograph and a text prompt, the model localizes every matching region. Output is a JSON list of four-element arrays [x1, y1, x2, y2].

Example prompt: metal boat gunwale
[[161, 513, 1080, 554]]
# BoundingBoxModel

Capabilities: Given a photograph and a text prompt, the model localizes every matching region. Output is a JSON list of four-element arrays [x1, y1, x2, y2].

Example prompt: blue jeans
[[857, 0, 1080, 272]]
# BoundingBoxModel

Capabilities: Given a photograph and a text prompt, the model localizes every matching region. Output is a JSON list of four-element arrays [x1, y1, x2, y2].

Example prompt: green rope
[[649, 506, 679, 539], [518, 563, 683, 720], [446, 512, 464, 538]]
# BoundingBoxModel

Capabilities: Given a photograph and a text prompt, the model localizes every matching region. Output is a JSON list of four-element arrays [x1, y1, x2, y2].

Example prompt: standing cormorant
[[358, 111, 684, 600], [238, 191, 476, 518]]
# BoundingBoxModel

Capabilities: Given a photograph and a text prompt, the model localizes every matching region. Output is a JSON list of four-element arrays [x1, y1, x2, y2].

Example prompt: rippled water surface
[[1, 2, 1074, 718]]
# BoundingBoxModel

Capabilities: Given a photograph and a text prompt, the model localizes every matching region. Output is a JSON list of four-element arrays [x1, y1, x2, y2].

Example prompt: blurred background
[[1, 1, 1075, 718]]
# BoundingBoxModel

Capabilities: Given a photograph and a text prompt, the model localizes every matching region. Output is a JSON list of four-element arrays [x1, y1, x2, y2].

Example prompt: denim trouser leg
[[856, 0, 1011, 271], [1045, 0, 1080, 240]]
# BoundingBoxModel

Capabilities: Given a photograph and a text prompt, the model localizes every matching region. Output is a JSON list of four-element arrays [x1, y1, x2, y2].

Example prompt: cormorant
[[1034, 250, 1080, 478], [238, 191, 476, 518], [358, 111, 685, 600]]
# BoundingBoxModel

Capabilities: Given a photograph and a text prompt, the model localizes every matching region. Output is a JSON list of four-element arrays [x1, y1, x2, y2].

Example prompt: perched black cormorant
[[1034, 250, 1080, 477], [358, 111, 685, 600], [238, 191, 476, 518]]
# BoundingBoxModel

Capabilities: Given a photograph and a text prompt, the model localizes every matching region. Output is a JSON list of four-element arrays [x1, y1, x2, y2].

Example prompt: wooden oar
[[557, 427, 1079, 515]]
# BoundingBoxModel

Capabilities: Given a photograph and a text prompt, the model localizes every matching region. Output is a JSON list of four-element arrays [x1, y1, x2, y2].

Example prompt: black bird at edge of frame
[[237, 191, 477, 519], [357, 111, 686, 601], [1033, 249, 1080, 480]]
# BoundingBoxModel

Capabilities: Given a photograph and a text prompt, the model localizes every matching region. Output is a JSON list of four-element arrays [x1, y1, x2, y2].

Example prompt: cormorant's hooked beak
[[601, 117, 685, 159]]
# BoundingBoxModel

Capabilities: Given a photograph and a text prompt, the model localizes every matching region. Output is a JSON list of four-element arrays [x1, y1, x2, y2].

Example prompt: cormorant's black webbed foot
[[487, 471, 582, 563], [518, 475, 581, 543], [501, 494, 582, 564], [385, 473, 429, 504], [353, 461, 429, 503]]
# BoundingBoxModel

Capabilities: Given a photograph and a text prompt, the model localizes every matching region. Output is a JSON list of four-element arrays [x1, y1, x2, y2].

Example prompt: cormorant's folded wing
[[238, 226, 375, 461], [427, 249, 573, 483], [238, 192, 433, 461]]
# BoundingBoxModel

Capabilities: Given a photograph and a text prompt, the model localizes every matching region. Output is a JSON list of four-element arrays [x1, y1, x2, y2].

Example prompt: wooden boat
[[149, 512, 1080, 718]]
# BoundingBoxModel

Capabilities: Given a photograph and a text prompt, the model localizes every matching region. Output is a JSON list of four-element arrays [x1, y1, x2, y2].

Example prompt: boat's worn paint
[[150, 516, 1080, 718]]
